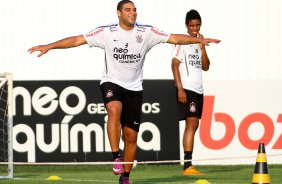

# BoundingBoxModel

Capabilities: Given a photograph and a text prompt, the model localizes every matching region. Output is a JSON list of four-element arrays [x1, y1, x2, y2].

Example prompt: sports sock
[[112, 151, 121, 160], [183, 151, 193, 170], [123, 172, 130, 177]]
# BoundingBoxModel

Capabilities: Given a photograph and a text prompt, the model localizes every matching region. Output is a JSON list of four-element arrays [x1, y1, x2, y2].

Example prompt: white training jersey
[[83, 22, 170, 91], [171, 42, 204, 94]]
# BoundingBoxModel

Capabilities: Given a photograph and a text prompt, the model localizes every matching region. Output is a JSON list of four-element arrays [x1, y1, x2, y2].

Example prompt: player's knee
[[123, 130, 138, 144], [186, 120, 199, 131]]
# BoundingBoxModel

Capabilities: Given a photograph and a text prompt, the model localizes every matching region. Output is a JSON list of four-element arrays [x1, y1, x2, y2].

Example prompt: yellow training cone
[[194, 179, 211, 184], [47, 175, 62, 180], [252, 143, 270, 184]]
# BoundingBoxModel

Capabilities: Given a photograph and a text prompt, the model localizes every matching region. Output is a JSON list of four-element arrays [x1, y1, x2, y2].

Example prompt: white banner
[[180, 80, 282, 164]]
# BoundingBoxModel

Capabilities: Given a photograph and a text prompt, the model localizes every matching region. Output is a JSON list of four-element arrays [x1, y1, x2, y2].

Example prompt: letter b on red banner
[[200, 96, 235, 149]]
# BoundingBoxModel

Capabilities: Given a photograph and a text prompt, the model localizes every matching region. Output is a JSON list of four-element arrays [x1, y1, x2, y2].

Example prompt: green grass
[[1, 164, 282, 184]]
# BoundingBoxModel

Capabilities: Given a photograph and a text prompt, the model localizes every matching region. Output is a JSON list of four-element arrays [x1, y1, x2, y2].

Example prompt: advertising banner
[[13, 80, 282, 164], [13, 80, 179, 163], [191, 80, 282, 165]]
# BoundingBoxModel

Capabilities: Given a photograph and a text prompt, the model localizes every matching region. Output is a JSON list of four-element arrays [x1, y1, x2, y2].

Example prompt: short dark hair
[[117, 0, 134, 11], [185, 9, 201, 25]]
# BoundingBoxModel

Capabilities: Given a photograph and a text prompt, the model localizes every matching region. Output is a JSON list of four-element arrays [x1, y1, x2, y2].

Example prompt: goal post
[[0, 73, 13, 179]]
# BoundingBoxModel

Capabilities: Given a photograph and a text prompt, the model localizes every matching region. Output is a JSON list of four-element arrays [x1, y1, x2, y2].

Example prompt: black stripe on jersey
[[104, 52, 108, 74], [184, 55, 189, 76]]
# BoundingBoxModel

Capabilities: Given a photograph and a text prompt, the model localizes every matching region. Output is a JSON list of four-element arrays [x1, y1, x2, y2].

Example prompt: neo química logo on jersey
[[113, 47, 141, 63]]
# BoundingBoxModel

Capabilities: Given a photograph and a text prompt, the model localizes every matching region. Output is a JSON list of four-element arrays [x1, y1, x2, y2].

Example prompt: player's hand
[[178, 89, 187, 104], [197, 33, 204, 39], [27, 45, 50, 57], [201, 38, 221, 46]]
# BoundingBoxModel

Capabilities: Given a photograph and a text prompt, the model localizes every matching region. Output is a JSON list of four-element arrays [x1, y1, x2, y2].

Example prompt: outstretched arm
[[167, 34, 220, 46], [28, 35, 87, 57]]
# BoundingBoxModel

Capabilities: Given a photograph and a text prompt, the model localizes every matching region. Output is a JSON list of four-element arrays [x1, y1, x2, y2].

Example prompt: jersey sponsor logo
[[188, 54, 202, 69], [151, 27, 168, 37], [113, 46, 141, 63], [86, 28, 104, 37], [188, 54, 200, 60]]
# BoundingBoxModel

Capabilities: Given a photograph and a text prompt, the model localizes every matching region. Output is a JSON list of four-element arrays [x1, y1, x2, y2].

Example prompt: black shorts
[[100, 82, 143, 132], [176, 88, 203, 120]]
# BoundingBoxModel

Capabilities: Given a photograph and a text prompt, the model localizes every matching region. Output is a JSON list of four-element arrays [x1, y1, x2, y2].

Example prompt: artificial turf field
[[0, 164, 282, 184]]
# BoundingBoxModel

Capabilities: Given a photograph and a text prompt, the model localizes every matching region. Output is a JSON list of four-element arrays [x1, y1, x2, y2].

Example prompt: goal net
[[0, 73, 13, 179]]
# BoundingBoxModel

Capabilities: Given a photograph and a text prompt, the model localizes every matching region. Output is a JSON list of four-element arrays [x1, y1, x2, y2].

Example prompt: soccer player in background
[[28, 1, 219, 183], [171, 9, 210, 175]]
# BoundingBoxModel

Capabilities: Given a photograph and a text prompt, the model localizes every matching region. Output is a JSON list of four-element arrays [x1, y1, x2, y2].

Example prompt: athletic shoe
[[119, 176, 131, 184], [182, 166, 203, 175], [113, 158, 124, 175]]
